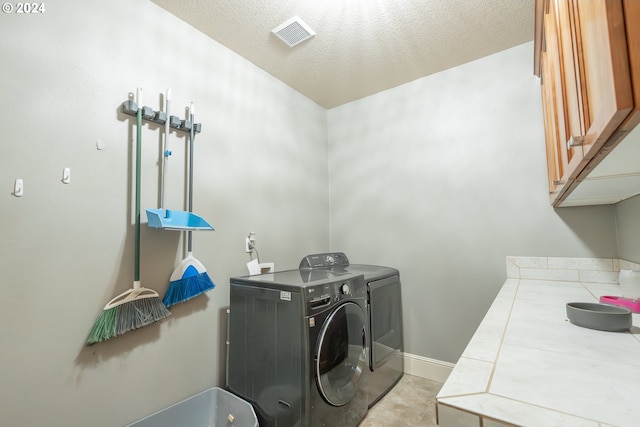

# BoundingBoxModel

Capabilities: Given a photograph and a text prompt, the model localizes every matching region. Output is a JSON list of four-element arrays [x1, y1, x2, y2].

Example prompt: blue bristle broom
[[88, 88, 170, 344], [163, 102, 215, 307]]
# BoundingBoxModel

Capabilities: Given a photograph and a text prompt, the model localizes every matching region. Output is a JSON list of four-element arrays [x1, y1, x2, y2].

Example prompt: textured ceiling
[[151, 0, 534, 108]]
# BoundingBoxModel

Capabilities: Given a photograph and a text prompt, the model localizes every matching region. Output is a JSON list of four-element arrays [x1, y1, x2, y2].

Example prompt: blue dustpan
[[145, 209, 214, 231]]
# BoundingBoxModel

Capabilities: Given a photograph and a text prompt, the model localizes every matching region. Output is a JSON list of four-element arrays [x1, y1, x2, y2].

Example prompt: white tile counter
[[436, 257, 640, 427]]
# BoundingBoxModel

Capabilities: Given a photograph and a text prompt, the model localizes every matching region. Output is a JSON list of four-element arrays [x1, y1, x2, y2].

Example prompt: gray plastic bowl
[[566, 302, 632, 332]]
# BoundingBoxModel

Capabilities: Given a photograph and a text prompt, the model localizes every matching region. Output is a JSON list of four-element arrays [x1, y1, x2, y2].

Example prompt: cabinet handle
[[566, 135, 584, 150]]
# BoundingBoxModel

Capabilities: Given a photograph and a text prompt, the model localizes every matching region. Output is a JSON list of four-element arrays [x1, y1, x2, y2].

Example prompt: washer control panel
[[304, 275, 365, 312], [299, 252, 350, 269]]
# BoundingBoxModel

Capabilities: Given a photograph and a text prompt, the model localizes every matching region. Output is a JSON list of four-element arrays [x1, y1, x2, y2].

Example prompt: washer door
[[315, 301, 367, 407]]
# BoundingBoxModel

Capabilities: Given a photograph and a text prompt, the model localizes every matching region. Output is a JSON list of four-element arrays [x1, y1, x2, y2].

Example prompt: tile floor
[[359, 374, 443, 427]]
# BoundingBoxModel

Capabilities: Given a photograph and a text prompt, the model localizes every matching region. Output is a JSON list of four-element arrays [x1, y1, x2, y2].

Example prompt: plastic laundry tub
[[127, 387, 257, 427]]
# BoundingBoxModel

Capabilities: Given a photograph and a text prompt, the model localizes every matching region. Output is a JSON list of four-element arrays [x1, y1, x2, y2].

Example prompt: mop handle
[[134, 87, 143, 286], [187, 102, 195, 253]]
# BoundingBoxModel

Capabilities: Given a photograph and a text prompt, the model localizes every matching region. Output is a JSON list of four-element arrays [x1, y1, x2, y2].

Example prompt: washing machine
[[299, 253, 404, 408], [227, 269, 369, 427]]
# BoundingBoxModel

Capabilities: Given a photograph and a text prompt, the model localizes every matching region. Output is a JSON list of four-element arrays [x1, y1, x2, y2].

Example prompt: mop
[[163, 102, 215, 307], [87, 88, 171, 344]]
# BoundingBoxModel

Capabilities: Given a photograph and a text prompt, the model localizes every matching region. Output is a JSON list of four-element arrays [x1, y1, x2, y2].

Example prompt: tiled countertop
[[436, 257, 640, 427]]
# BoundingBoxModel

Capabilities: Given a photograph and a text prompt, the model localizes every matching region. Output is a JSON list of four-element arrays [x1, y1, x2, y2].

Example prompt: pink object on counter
[[600, 295, 640, 313]]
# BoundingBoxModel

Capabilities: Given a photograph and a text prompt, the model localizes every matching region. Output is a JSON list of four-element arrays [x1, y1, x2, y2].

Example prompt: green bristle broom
[[88, 88, 170, 345]]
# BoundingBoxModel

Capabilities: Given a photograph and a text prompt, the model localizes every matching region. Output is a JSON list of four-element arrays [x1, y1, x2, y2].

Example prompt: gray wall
[[616, 194, 640, 263], [327, 42, 619, 363], [0, 1, 328, 426], [0, 3, 627, 427]]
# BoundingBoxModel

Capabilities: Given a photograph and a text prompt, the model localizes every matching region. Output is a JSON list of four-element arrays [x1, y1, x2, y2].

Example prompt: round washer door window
[[315, 301, 367, 406]]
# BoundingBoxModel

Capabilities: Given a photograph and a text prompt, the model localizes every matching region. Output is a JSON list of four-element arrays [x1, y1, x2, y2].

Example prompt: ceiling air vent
[[272, 16, 315, 47]]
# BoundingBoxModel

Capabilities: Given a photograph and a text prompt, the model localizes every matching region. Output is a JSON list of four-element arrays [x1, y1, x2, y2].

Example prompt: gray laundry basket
[[127, 387, 258, 427]]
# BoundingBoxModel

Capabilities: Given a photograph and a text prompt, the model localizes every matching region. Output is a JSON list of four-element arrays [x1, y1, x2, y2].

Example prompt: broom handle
[[134, 88, 143, 286], [161, 88, 171, 214], [187, 102, 195, 253]]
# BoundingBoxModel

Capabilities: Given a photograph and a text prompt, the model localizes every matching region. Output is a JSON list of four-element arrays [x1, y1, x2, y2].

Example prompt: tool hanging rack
[[120, 95, 214, 231], [121, 99, 202, 135]]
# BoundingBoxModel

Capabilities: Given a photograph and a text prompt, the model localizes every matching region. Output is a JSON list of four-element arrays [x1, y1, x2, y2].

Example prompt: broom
[[87, 88, 171, 345], [163, 102, 215, 307]]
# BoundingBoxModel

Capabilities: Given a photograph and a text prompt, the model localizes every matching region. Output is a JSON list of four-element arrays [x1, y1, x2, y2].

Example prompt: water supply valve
[[245, 232, 256, 253]]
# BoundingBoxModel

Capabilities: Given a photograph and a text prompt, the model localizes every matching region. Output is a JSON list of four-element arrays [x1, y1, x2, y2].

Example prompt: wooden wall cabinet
[[534, 0, 640, 207]]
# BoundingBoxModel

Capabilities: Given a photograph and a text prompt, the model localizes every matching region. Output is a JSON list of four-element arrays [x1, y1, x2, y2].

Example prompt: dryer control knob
[[340, 284, 350, 295]]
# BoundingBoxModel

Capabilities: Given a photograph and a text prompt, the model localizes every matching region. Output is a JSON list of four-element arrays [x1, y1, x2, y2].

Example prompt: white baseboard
[[403, 352, 454, 383]]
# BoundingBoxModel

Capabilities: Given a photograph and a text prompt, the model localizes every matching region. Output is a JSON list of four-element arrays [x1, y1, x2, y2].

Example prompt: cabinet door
[[541, 51, 565, 196], [572, 0, 633, 161], [553, 0, 585, 164], [541, 1, 576, 196], [578, 0, 640, 179]]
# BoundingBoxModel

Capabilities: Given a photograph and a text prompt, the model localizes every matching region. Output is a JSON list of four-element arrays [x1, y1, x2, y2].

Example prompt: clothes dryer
[[227, 269, 369, 427], [300, 253, 404, 407]]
